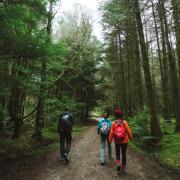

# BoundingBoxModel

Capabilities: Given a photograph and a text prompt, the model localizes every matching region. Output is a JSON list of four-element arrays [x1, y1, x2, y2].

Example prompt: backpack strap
[[121, 120, 127, 132]]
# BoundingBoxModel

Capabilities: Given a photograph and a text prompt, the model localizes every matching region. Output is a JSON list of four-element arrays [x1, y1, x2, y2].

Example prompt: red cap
[[114, 108, 123, 115]]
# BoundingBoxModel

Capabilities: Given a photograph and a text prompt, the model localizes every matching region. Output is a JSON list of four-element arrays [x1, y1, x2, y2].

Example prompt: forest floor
[[0, 121, 178, 180]]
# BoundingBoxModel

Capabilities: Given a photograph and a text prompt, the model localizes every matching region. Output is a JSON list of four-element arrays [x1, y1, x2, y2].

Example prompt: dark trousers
[[60, 131, 72, 157], [115, 143, 127, 166]]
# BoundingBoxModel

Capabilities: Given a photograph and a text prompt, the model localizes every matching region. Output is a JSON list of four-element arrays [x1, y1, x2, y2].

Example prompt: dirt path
[[2, 125, 173, 180]]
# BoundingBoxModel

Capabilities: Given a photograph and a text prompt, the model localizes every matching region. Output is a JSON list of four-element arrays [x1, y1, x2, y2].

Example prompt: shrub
[[129, 108, 152, 147]]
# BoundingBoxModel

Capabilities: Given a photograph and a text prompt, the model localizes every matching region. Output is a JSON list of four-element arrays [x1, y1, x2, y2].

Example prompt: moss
[[157, 133, 180, 169]]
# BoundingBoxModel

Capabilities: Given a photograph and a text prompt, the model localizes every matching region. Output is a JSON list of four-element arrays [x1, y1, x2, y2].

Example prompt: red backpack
[[114, 120, 126, 142]]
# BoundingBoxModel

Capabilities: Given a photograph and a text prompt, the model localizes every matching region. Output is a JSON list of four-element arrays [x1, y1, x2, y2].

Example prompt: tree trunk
[[151, 0, 171, 120], [171, 0, 180, 78], [158, 2, 173, 118], [133, 0, 162, 138], [118, 33, 127, 114], [134, 31, 144, 111], [85, 101, 89, 122], [125, 30, 133, 116], [159, 0, 180, 132], [34, 1, 53, 137], [115, 36, 121, 107], [8, 59, 27, 139], [10, 86, 23, 139], [127, 49, 133, 116]]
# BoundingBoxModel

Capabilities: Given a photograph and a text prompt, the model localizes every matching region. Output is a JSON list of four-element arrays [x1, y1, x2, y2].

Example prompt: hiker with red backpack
[[109, 108, 133, 173], [97, 112, 112, 165]]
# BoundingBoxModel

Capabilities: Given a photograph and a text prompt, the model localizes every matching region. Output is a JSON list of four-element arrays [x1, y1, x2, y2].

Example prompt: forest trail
[[2, 124, 171, 180]]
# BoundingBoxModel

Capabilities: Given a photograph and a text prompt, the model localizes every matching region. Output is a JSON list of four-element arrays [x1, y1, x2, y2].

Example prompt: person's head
[[64, 107, 69, 112], [114, 108, 123, 119], [104, 112, 109, 119]]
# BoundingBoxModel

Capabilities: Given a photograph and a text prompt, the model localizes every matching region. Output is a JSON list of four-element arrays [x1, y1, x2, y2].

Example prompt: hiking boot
[[121, 165, 126, 173], [101, 162, 105, 166], [64, 153, 69, 163]]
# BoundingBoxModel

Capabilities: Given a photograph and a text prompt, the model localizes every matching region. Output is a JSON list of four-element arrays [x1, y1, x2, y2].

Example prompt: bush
[[129, 108, 151, 147]]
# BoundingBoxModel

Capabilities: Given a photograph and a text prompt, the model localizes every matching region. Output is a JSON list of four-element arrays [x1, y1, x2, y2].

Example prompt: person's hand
[[131, 138, 135, 144]]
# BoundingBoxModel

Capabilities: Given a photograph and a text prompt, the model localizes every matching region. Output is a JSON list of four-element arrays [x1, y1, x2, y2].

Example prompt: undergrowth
[[0, 123, 87, 162], [129, 109, 180, 171]]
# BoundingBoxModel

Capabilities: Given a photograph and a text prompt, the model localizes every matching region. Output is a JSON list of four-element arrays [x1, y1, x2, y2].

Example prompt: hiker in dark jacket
[[57, 108, 74, 162]]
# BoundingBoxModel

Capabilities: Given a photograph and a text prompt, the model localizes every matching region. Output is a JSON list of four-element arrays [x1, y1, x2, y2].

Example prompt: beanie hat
[[114, 108, 123, 116]]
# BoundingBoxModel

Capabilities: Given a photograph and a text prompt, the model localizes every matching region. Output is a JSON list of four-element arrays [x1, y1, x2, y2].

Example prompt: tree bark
[[118, 33, 127, 114], [134, 31, 144, 111], [10, 84, 23, 139], [34, 1, 53, 137], [125, 30, 133, 116], [151, 0, 171, 120], [8, 59, 27, 139], [133, 0, 162, 138], [159, 0, 180, 132], [171, 0, 180, 78], [115, 36, 121, 107]]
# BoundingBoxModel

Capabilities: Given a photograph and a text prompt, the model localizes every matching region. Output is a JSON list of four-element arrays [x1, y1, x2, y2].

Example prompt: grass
[[129, 141, 145, 154], [73, 125, 87, 134]]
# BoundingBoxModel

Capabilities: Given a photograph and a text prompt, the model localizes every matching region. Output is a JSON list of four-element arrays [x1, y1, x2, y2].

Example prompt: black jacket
[[57, 112, 74, 133]]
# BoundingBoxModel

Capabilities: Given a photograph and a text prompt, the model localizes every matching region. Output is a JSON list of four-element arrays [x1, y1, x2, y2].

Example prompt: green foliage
[[160, 118, 176, 135], [0, 0, 102, 141], [0, 123, 86, 162], [45, 96, 86, 125], [154, 119, 180, 169], [0, 1, 47, 57], [42, 124, 59, 142], [157, 133, 180, 169], [101, 0, 132, 27], [129, 108, 152, 146], [130, 112, 180, 170], [129, 108, 150, 136]]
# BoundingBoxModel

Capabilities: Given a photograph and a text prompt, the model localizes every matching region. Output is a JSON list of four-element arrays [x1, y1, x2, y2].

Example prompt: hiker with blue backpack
[[97, 112, 112, 165], [109, 108, 133, 174], [57, 107, 74, 163]]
